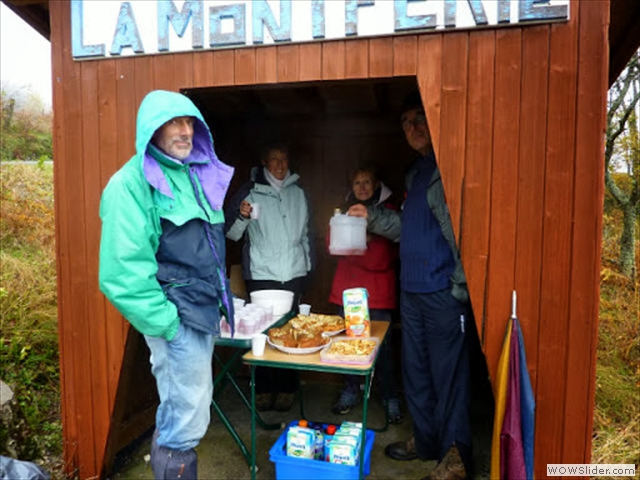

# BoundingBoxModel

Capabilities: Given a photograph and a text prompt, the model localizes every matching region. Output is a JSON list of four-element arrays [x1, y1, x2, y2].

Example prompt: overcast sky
[[1, 3, 52, 108]]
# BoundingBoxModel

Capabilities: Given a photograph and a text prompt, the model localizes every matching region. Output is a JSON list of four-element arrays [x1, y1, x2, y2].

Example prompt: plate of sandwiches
[[266, 313, 345, 354]]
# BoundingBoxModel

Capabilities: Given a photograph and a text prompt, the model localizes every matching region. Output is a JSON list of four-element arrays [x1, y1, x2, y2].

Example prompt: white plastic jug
[[329, 211, 367, 255]]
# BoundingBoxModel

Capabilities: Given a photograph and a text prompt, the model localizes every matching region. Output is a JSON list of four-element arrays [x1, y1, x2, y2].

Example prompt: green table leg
[[360, 371, 371, 480], [211, 348, 281, 470], [251, 365, 257, 480], [211, 400, 252, 466]]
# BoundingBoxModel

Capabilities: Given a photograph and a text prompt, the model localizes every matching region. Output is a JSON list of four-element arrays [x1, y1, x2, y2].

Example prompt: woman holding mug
[[225, 142, 312, 412]]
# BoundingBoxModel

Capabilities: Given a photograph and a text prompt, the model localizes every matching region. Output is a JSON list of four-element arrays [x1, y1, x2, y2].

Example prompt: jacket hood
[[136, 90, 214, 160], [135, 90, 234, 209]]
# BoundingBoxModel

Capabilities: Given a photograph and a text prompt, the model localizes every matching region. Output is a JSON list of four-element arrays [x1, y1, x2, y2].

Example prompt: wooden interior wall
[[51, 0, 607, 478]]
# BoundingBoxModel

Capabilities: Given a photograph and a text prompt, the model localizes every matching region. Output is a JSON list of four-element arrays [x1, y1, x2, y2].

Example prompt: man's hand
[[347, 204, 368, 219], [240, 200, 252, 219]]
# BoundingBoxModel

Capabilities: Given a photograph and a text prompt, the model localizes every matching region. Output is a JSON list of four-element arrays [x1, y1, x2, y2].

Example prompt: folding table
[[212, 311, 296, 467], [243, 320, 390, 480]]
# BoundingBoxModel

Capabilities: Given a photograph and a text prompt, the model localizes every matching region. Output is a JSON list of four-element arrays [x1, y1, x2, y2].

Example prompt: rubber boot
[[151, 432, 198, 479]]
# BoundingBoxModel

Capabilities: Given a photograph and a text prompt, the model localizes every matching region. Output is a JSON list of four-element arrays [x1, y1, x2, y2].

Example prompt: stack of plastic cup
[[220, 317, 231, 334]]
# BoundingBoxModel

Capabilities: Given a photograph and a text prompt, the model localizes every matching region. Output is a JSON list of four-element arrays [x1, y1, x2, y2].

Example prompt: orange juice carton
[[342, 288, 370, 337]]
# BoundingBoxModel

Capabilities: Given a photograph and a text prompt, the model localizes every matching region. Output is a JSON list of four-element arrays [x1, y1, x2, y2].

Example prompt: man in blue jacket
[[348, 91, 472, 480], [99, 90, 235, 479]]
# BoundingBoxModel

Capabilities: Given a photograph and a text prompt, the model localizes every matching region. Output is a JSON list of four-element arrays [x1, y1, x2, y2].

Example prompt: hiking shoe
[[385, 437, 418, 461], [332, 389, 359, 415], [256, 393, 274, 412], [387, 397, 403, 424], [421, 445, 466, 480], [274, 392, 295, 412]]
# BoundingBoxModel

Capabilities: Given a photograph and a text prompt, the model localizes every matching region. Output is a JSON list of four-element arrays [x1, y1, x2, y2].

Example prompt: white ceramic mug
[[250, 202, 260, 219]]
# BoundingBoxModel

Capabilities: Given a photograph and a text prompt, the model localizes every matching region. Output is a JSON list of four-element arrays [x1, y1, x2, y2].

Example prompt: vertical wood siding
[[565, 0, 608, 464], [51, 0, 607, 477], [483, 26, 522, 406], [536, 0, 580, 468]]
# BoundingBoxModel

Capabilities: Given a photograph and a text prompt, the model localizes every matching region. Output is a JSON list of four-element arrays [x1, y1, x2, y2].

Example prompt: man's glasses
[[401, 112, 427, 132]]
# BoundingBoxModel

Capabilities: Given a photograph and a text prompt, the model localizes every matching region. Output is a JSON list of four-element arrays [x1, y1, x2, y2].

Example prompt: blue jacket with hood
[[99, 90, 235, 341]]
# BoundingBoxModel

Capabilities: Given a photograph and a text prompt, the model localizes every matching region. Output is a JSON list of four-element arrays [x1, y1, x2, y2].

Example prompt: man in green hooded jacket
[[99, 90, 235, 479]]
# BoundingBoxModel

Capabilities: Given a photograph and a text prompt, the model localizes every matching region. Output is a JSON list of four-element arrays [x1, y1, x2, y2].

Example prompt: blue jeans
[[400, 289, 471, 468], [145, 323, 215, 450]]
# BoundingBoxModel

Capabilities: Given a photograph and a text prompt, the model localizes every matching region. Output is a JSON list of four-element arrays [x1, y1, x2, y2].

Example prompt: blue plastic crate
[[269, 422, 375, 480]]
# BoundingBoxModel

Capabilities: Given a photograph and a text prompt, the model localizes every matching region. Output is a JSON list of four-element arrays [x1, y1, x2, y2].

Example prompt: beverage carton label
[[336, 428, 362, 439], [331, 433, 360, 453], [343, 288, 370, 337], [286, 427, 315, 459], [313, 429, 324, 460], [328, 441, 359, 466], [340, 421, 363, 429]]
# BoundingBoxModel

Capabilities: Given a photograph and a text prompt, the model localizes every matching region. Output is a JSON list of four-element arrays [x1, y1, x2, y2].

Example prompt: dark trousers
[[245, 277, 307, 394], [400, 289, 472, 469]]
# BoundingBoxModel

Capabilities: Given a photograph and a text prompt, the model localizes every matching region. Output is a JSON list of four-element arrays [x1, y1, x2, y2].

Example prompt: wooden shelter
[[3, 0, 640, 478]]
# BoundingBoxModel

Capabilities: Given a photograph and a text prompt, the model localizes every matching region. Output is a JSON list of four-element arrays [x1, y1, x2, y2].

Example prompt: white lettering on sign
[[71, 0, 569, 60]]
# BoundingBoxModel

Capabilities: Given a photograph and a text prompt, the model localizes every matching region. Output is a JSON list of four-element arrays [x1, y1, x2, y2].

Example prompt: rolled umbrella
[[490, 302, 513, 479], [491, 291, 536, 479]]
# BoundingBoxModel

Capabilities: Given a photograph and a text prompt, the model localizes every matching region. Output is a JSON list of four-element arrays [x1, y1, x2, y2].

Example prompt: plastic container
[[320, 336, 380, 365], [310, 423, 325, 460], [250, 289, 294, 316], [323, 425, 337, 461], [329, 212, 367, 256], [270, 421, 375, 480]]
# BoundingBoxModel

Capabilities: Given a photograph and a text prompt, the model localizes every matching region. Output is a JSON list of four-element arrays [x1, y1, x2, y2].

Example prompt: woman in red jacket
[[329, 167, 402, 423]]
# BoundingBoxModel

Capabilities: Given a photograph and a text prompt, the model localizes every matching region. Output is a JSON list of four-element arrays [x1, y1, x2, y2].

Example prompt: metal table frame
[[243, 321, 390, 480]]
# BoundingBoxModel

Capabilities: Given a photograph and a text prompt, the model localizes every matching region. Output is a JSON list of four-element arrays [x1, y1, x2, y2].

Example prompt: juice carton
[[286, 426, 315, 459], [341, 421, 363, 429], [342, 288, 370, 337], [328, 439, 359, 466]]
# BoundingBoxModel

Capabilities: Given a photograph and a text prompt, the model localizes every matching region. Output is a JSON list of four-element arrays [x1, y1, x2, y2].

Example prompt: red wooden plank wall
[[50, 1, 608, 478]]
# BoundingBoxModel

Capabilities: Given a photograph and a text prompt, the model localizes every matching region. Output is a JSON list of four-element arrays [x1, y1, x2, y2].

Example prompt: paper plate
[[323, 328, 346, 337], [267, 337, 331, 355]]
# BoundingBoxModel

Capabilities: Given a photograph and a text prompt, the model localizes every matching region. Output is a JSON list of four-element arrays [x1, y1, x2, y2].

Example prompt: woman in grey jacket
[[225, 143, 312, 411]]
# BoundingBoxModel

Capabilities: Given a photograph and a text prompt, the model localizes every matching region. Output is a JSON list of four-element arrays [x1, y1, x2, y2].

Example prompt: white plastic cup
[[250, 202, 260, 219], [233, 298, 245, 311], [252, 333, 267, 356], [299, 303, 311, 316]]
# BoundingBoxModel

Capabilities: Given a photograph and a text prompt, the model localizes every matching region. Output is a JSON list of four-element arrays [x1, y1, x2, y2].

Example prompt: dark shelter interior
[[183, 74, 493, 406], [185, 77, 419, 313]]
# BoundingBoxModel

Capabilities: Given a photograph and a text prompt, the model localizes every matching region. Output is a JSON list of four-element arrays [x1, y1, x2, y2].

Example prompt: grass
[[0, 163, 63, 476], [0, 164, 637, 479], [591, 209, 640, 476]]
